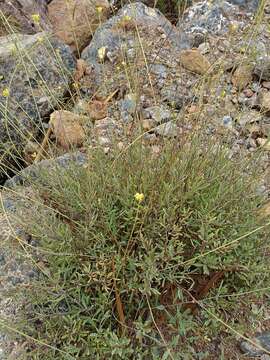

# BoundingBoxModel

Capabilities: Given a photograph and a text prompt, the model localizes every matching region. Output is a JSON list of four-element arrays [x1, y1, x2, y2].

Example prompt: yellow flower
[[229, 22, 239, 33], [37, 36, 44, 44], [96, 6, 103, 13], [2, 88, 10, 97], [220, 89, 226, 98], [134, 193, 144, 203], [122, 15, 132, 22], [98, 46, 107, 61], [31, 14, 40, 24], [72, 82, 79, 89]]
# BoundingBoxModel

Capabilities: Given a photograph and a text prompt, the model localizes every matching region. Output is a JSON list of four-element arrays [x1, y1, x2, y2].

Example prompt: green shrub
[[13, 137, 269, 359]]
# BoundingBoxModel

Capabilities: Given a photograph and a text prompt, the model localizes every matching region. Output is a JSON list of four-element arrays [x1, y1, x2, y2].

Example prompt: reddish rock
[[180, 49, 211, 75], [50, 110, 87, 149], [48, 0, 110, 55]]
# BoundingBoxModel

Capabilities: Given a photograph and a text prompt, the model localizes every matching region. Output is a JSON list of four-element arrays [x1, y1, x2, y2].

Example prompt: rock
[[238, 92, 259, 108], [180, 1, 243, 38], [0, 32, 75, 180], [228, 0, 259, 10], [237, 110, 262, 126], [48, 0, 110, 55], [88, 100, 108, 120], [119, 93, 137, 115], [74, 59, 88, 82], [93, 117, 120, 144], [153, 121, 179, 138], [142, 119, 153, 131], [262, 81, 270, 90], [23, 140, 41, 164], [261, 355, 270, 360], [0, 0, 51, 36], [222, 115, 233, 129], [98, 135, 111, 146], [143, 105, 171, 125], [257, 137, 270, 151], [160, 83, 191, 109], [4, 152, 87, 188], [243, 88, 254, 98], [180, 49, 211, 75], [0, 186, 42, 359], [237, 41, 267, 62], [240, 332, 270, 356], [258, 91, 270, 112], [50, 110, 86, 149], [119, 93, 138, 122], [232, 63, 254, 90], [198, 42, 210, 54], [81, 2, 190, 98], [254, 57, 270, 82]]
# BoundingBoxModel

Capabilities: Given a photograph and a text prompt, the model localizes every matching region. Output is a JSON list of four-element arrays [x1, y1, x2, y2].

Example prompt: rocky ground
[[1, 0, 270, 358]]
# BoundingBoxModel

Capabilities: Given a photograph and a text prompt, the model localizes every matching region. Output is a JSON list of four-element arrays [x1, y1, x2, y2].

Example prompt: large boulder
[[48, 0, 110, 55], [0, 32, 76, 181], [0, 0, 51, 36], [80, 2, 191, 104], [4, 152, 87, 188], [180, 0, 253, 41]]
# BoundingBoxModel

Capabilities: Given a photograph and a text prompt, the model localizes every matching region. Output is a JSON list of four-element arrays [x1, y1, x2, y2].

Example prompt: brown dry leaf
[[232, 63, 253, 90], [88, 100, 108, 120], [50, 110, 86, 149], [180, 49, 211, 75]]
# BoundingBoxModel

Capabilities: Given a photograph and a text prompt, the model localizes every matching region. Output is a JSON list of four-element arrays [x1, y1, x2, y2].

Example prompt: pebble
[[153, 121, 179, 138], [257, 138, 270, 150], [98, 136, 111, 146], [243, 88, 254, 98], [222, 115, 233, 129], [254, 57, 270, 81], [143, 105, 171, 125], [119, 93, 137, 115], [262, 81, 270, 90]]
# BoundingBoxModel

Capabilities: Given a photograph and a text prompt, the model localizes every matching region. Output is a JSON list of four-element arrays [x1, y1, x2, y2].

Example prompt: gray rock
[[180, 1, 244, 38], [240, 332, 270, 356], [119, 93, 137, 121], [4, 152, 87, 188], [0, 32, 75, 180], [160, 83, 190, 109], [0, 150, 86, 357], [254, 57, 270, 82], [150, 64, 168, 79], [143, 105, 172, 125], [81, 2, 190, 93], [0, 187, 38, 359], [153, 121, 179, 138], [238, 110, 262, 126], [228, 0, 259, 10], [222, 115, 233, 128]]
